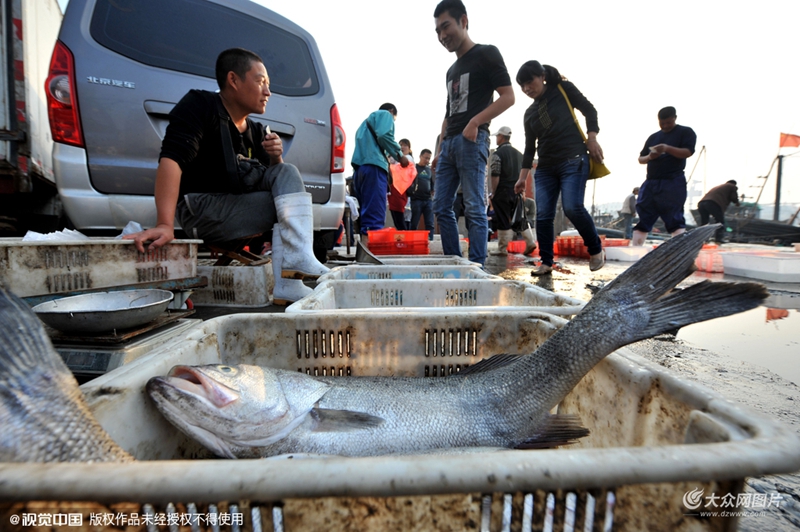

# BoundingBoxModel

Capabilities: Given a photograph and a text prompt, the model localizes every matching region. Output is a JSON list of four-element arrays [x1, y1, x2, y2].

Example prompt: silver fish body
[[147, 225, 770, 459], [0, 286, 132, 463]]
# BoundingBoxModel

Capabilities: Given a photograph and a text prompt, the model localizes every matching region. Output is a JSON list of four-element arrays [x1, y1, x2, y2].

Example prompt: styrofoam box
[[318, 264, 499, 282], [720, 250, 800, 283], [0, 238, 201, 297], [605, 246, 652, 262], [285, 279, 585, 315], [192, 262, 274, 307], [428, 238, 469, 256], [5, 311, 796, 532]]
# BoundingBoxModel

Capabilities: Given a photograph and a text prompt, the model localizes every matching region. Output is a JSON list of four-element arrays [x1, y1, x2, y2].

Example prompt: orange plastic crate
[[507, 240, 540, 256], [604, 238, 630, 247], [367, 229, 430, 255], [555, 235, 606, 259]]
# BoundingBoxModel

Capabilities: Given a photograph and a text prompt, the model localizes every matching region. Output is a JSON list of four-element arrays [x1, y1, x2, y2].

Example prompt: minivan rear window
[[90, 0, 319, 96]]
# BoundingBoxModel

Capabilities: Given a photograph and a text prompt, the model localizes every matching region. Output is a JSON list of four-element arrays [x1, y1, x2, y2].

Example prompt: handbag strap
[[557, 84, 588, 143]]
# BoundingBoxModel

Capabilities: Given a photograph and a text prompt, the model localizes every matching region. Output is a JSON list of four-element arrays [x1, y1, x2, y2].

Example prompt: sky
[[257, 0, 800, 215]]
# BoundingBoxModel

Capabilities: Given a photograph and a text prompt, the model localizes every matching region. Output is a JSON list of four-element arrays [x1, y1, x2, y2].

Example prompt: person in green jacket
[[351, 103, 409, 247]]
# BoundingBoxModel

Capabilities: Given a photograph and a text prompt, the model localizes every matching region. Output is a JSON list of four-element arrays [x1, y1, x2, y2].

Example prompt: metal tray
[[31, 289, 174, 334]]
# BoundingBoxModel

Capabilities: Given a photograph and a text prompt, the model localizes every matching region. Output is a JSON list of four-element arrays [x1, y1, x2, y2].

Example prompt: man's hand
[[515, 168, 531, 195], [399, 155, 410, 168], [461, 120, 478, 142], [651, 144, 668, 155], [262, 131, 284, 165], [123, 224, 175, 253]]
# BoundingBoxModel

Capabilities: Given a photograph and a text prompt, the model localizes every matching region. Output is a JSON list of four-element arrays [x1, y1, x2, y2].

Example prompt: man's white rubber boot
[[490, 229, 513, 255], [521, 227, 538, 256], [274, 192, 329, 280], [271, 224, 312, 305]]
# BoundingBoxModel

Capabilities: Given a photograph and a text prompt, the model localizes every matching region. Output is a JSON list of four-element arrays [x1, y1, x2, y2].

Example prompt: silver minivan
[[46, 0, 346, 246]]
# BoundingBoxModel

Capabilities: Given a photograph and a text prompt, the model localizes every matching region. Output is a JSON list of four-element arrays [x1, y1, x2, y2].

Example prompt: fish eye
[[217, 365, 236, 374]]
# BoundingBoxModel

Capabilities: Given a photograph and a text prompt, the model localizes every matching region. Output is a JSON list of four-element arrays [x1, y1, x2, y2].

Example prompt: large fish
[[145, 226, 768, 459], [0, 226, 768, 462]]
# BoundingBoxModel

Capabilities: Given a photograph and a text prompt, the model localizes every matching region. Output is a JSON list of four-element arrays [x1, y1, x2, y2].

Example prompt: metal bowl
[[32, 289, 174, 334]]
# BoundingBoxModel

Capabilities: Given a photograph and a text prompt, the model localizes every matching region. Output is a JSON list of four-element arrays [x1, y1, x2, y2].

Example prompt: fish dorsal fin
[[457, 353, 525, 375], [309, 408, 385, 432], [514, 414, 590, 449]]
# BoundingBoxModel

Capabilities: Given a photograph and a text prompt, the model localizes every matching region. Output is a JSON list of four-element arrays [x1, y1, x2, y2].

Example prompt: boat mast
[[774, 155, 783, 221]]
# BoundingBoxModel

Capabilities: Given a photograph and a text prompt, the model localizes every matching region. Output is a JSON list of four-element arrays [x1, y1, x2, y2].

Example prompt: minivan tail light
[[45, 41, 84, 147], [330, 104, 345, 173]]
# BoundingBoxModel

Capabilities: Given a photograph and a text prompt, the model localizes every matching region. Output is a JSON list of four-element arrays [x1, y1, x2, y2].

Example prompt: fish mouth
[[160, 366, 239, 408]]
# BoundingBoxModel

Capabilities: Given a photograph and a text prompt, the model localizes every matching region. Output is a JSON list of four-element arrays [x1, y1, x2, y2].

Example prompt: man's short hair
[[420, 149, 432, 157], [216, 48, 263, 90], [727, 180, 737, 186], [434, 0, 467, 21], [658, 106, 677, 120], [379, 103, 398, 116]]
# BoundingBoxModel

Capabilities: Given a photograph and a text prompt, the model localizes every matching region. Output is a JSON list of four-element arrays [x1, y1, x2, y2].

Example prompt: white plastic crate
[[0, 238, 200, 297], [720, 250, 800, 283], [285, 278, 585, 316], [318, 264, 499, 282], [192, 263, 274, 307], [3, 311, 797, 532]]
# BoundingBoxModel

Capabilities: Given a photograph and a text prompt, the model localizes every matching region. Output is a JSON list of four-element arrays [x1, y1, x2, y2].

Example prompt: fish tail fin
[[635, 279, 767, 340], [595, 225, 768, 338]]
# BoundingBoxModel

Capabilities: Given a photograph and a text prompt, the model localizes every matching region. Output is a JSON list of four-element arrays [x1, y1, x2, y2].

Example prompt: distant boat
[[690, 204, 800, 246]]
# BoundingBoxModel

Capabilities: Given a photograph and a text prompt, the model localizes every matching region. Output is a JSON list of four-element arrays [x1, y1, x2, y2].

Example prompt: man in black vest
[[489, 126, 536, 255]]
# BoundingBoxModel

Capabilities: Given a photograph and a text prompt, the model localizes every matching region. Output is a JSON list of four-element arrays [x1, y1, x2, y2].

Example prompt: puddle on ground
[[678, 306, 800, 386], [488, 253, 800, 386]]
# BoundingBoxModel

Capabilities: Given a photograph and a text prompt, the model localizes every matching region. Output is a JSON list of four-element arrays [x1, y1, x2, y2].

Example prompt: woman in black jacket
[[514, 61, 605, 275]]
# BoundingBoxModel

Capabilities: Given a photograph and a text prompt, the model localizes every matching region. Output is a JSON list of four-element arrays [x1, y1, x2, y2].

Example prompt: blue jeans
[[535, 154, 602, 266], [433, 130, 489, 264], [352, 164, 388, 235], [410, 198, 434, 239]]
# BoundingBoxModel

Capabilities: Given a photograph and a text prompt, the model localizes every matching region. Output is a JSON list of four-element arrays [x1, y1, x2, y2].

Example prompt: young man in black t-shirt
[[432, 0, 514, 266]]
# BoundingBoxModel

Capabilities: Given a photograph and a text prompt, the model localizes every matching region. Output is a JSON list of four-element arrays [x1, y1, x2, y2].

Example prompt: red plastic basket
[[367, 228, 430, 255], [555, 235, 606, 259]]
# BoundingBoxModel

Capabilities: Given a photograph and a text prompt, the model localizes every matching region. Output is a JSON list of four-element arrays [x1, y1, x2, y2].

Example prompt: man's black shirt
[[444, 44, 511, 138], [160, 90, 271, 197]]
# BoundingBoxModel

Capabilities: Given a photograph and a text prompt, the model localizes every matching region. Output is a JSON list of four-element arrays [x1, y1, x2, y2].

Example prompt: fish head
[[146, 364, 329, 458]]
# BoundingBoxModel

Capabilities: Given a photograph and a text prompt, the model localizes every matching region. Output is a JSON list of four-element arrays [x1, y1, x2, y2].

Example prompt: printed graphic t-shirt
[[444, 44, 511, 138]]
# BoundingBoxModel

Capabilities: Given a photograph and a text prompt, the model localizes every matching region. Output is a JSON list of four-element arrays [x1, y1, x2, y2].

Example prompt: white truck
[[0, 0, 63, 235]]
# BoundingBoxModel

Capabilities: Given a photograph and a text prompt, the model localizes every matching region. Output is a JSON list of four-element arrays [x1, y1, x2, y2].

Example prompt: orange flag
[[779, 132, 800, 148]]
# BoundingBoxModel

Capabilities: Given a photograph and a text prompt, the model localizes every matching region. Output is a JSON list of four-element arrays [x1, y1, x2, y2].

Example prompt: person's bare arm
[[653, 144, 692, 159], [123, 158, 181, 252], [514, 168, 530, 195], [461, 85, 515, 141]]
